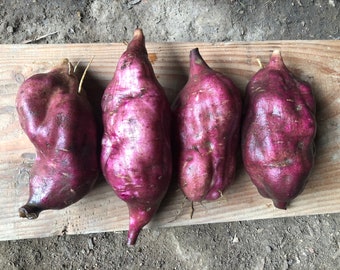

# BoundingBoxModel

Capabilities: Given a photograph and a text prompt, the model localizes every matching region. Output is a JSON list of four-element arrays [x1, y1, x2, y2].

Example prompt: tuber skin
[[16, 59, 99, 219], [242, 50, 316, 209], [101, 28, 172, 245], [173, 48, 242, 202]]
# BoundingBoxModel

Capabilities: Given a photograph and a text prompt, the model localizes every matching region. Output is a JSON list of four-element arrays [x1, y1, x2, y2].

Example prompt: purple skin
[[242, 50, 316, 209], [16, 59, 99, 219], [173, 48, 242, 202], [101, 29, 172, 245]]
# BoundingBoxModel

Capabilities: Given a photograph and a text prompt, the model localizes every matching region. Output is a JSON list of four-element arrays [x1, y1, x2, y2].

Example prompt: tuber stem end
[[268, 49, 285, 69], [272, 49, 281, 57], [189, 48, 210, 75], [133, 28, 143, 38]]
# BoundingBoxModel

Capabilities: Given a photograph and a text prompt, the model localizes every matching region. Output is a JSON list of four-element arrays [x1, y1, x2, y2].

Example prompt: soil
[[1, 0, 339, 269]]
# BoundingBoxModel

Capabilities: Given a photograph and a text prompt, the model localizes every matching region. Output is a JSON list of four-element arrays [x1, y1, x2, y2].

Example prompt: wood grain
[[0, 41, 339, 241]]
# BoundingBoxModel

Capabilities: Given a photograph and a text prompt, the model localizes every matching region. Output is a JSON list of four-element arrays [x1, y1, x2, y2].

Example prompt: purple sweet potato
[[242, 50, 316, 209], [173, 48, 242, 202], [16, 59, 99, 219], [101, 28, 172, 245]]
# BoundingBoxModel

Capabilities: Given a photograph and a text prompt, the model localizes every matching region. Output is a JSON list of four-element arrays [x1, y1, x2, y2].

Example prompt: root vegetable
[[16, 59, 99, 219], [101, 28, 172, 245], [173, 48, 242, 202], [242, 50, 316, 209]]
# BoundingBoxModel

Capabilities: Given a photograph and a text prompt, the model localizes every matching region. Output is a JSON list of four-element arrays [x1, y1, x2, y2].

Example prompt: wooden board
[[1, 41, 340, 241]]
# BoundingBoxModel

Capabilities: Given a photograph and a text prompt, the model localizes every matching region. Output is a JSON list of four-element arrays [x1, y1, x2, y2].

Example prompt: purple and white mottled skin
[[101, 28, 172, 245], [173, 48, 242, 202], [242, 50, 316, 209], [16, 59, 99, 219]]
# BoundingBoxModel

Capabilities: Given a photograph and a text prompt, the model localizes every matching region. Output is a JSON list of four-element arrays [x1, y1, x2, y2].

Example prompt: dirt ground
[[1, 0, 340, 269]]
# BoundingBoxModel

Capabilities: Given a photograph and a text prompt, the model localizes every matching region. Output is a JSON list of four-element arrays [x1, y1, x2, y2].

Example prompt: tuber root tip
[[273, 200, 288, 210], [126, 206, 155, 245], [127, 227, 142, 246], [19, 204, 42, 219]]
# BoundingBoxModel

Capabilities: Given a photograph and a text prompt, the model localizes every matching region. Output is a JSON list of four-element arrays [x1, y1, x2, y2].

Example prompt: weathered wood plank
[[0, 41, 339, 241]]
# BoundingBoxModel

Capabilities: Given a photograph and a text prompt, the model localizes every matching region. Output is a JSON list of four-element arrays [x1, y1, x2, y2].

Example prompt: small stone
[[265, 245, 272, 253], [7, 26, 13, 33], [88, 238, 94, 250], [232, 235, 239, 243]]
